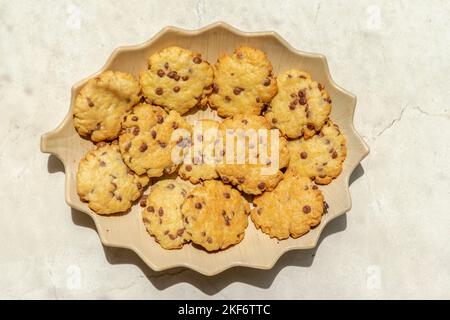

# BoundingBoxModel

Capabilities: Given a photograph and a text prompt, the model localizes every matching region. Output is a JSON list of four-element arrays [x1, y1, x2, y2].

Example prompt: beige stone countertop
[[0, 0, 448, 299]]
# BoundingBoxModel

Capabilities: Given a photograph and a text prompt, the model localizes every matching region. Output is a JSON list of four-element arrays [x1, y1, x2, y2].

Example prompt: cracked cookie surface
[[142, 180, 192, 249], [209, 46, 277, 117], [76, 142, 149, 214], [287, 119, 347, 184], [119, 103, 192, 177], [216, 114, 289, 195], [140, 46, 213, 115], [265, 69, 331, 139], [251, 174, 324, 240], [73, 71, 141, 142], [182, 180, 250, 251]]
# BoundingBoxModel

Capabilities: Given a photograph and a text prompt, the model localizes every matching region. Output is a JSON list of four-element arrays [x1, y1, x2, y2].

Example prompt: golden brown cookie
[[140, 47, 213, 115], [265, 69, 331, 139], [142, 180, 191, 249], [76, 141, 149, 215], [287, 119, 346, 184], [251, 174, 324, 240], [182, 180, 250, 251], [208, 46, 277, 117], [118, 103, 192, 177], [73, 71, 141, 142], [216, 114, 289, 195], [178, 119, 221, 184]]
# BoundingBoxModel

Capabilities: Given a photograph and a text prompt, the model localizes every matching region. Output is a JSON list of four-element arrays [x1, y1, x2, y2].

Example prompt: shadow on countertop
[[49, 154, 364, 295]]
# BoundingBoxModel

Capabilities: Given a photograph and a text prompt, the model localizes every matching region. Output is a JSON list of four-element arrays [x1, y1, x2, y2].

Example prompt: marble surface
[[0, 0, 449, 299]]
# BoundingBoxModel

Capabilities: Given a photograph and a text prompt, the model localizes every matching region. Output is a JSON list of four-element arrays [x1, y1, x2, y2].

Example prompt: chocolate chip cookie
[[73, 71, 141, 142], [118, 103, 192, 177], [182, 180, 250, 251], [76, 141, 149, 214], [265, 69, 331, 139], [251, 173, 324, 239], [216, 114, 289, 195], [142, 180, 191, 249], [140, 46, 213, 115], [209, 46, 277, 117], [287, 119, 347, 184]]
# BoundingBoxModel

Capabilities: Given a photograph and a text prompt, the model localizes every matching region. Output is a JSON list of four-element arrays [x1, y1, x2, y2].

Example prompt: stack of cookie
[[74, 46, 346, 251]]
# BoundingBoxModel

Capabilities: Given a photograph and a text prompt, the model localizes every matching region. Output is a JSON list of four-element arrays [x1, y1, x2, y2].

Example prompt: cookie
[[264, 69, 331, 139], [119, 103, 192, 177], [73, 71, 141, 142], [142, 180, 191, 249], [287, 119, 347, 184], [76, 141, 149, 215], [216, 114, 289, 195], [251, 174, 324, 240], [178, 119, 220, 184], [208, 46, 277, 117], [140, 46, 213, 115], [182, 180, 250, 251]]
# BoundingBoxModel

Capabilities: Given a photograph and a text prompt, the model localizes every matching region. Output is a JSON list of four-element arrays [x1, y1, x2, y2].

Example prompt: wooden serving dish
[[40, 22, 369, 276]]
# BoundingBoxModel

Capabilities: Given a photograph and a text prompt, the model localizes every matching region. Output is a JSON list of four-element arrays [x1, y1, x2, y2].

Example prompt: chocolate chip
[[147, 206, 155, 213], [242, 119, 248, 124], [256, 97, 261, 103], [257, 208, 262, 215], [158, 207, 164, 216], [318, 83, 324, 90], [164, 62, 169, 69], [300, 151, 308, 159], [263, 78, 271, 86], [299, 96, 307, 105], [96, 123, 101, 130], [271, 118, 278, 124], [193, 56, 202, 64], [169, 234, 176, 240], [304, 185, 309, 191], [236, 52, 243, 59], [332, 151, 338, 159], [182, 75, 189, 81], [312, 185, 318, 190], [155, 87, 163, 95], [303, 205, 311, 214], [157, 115, 164, 124], [139, 143, 148, 152], [307, 123, 315, 130], [172, 122, 178, 129], [164, 230, 169, 235], [195, 202, 202, 209], [151, 130, 157, 139], [174, 74, 180, 81], [290, 93, 297, 98], [225, 96, 231, 102], [157, 69, 165, 77], [132, 116, 138, 121], [177, 228, 185, 236], [212, 83, 219, 94], [136, 182, 142, 190], [237, 177, 245, 184], [223, 192, 230, 199], [99, 160, 106, 167], [201, 231, 206, 237], [185, 165, 192, 172], [207, 237, 212, 243], [140, 195, 148, 207], [167, 70, 176, 78], [298, 90, 306, 98], [173, 86, 180, 93], [124, 141, 131, 152], [116, 195, 122, 201], [299, 75, 307, 79], [287, 74, 292, 78], [257, 182, 266, 190], [289, 103, 296, 110], [87, 98, 94, 107], [158, 141, 167, 148], [132, 126, 140, 136], [223, 215, 231, 226], [233, 87, 244, 95]]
